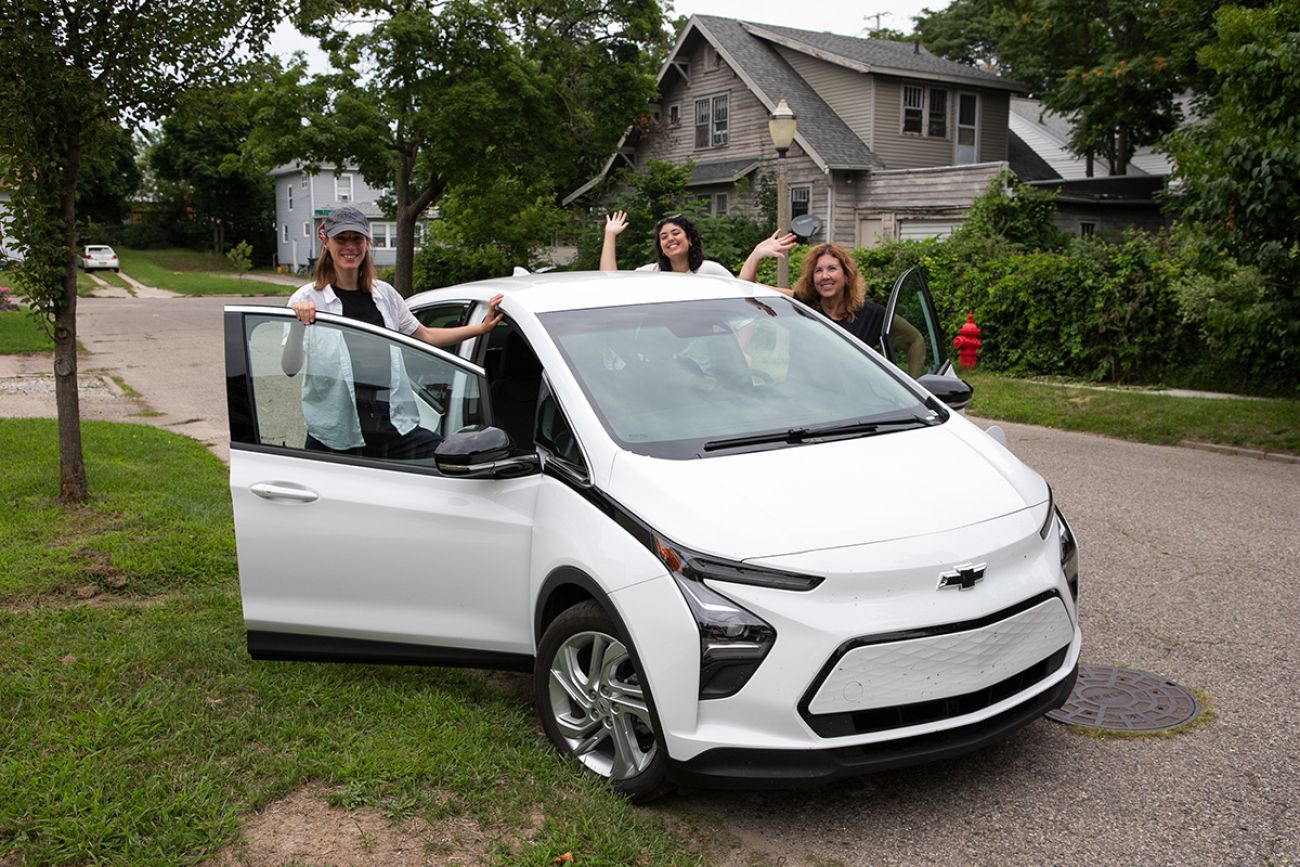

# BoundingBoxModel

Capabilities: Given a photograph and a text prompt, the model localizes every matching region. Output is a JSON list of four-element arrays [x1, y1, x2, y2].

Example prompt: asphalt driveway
[[10, 293, 1299, 865]]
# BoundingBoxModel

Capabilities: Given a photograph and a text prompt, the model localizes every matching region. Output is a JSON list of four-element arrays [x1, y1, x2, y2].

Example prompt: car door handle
[[249, 482, 319, 503]]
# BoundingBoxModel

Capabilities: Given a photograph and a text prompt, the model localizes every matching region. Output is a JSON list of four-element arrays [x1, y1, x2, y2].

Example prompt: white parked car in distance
[[223, 269, 1080, 801], [80, 244, 119, 272]]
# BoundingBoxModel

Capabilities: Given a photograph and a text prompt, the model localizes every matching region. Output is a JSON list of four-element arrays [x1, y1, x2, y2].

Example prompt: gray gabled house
[[567, 15, 1028, 246], [270, 163, 421, 272]]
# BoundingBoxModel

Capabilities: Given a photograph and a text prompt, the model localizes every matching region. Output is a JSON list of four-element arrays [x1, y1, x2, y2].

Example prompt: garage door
[[898, 219, 962, 241]]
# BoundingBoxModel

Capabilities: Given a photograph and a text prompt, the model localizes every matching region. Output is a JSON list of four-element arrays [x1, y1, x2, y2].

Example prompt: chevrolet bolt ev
[[224, 269, 1080, 801]]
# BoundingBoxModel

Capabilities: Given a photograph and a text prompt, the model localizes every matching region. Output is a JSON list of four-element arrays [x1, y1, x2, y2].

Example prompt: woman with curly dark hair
[[599, 210, 793, 278]]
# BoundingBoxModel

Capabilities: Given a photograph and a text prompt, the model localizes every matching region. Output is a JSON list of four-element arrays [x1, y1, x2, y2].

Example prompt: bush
[[121, 222, 167, 249]]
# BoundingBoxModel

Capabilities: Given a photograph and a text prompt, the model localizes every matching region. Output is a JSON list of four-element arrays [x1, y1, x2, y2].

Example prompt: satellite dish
[[790, 214, 823, 242]]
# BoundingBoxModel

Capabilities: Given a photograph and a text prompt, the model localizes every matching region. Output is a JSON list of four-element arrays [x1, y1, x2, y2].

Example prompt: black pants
[[305, 388, 441, 460]]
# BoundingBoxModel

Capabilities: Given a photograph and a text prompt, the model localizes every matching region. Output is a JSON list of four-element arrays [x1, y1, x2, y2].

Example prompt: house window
[[713, 193, 728, 216], [287, 184, 294, 210], [335, 173, 353, 202], [790, 185, 811, 220], [903, 85, 950, 138], [695, 93, 729, 148], [928, 89, 948, 138], [302, 222, 310, 237], [1080, 222, 1096, 238], [281, 224, 289, 243], [300, 173, 308, 189], [669, 104, 680, 126], [372, 222, 398, 249], [903, 86, 924, 135]]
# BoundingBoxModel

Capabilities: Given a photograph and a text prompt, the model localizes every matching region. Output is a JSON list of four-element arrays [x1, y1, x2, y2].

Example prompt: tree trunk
[[56, 131, 88, 503]]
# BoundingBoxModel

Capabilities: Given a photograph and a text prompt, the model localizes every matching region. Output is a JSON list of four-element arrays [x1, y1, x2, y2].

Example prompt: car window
[[541, 297, 930, 459], [240, 312, 485, 470], [414, 302, 469, 330], [536, 384, 585, 472], [886, 270, 945, 378]]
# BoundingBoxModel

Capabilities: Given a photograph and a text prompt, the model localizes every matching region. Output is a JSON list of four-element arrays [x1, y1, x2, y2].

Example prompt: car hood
[[605, 420, 1047, 560]]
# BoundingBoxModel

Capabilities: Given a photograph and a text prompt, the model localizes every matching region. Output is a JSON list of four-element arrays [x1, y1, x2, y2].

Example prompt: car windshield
[[540, 297, 939, 459]]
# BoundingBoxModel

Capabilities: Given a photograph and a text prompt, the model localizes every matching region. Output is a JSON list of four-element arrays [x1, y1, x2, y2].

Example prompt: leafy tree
[[226, 240, 253, 278], [1164, 1, 1300, 386], [148, 80, 277, 256], [77, 124, 142, 230], [916, 0, 1216, 174], [0, 0, 279, 502], [248, 0, 666, 295]]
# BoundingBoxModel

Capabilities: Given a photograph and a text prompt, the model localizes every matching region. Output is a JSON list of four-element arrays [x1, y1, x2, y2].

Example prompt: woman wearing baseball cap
[[280, 205, 502, 458]]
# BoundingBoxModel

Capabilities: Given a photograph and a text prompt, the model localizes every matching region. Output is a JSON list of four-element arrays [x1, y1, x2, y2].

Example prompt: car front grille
[[799, 591, 1074, 738]]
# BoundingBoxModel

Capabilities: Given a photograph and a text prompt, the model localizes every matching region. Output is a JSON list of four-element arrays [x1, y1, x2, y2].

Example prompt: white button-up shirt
[[285, 281, 422, 450]]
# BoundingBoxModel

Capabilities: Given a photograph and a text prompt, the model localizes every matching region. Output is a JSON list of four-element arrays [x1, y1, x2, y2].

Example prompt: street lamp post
[[768, 96, 797, 289]]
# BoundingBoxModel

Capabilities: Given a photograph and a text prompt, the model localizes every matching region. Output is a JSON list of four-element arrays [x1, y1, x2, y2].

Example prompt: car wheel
[[535, 600, 672, 802]]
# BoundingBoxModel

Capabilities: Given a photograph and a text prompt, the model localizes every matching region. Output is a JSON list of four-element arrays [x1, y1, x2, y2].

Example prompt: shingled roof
[[736, 21, 1024, 91], [688, 16, 881, 171]]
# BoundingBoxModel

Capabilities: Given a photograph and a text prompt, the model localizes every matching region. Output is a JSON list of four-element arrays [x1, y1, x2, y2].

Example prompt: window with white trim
[[303, 222, 310, 237], [372, 222, 398, 249], [902, 84, 950, 138], [282, 224, 289, 243], [903, 86, 924, 135], [300, 172, 308, 189], [713, 193, 728, 216], [790, 185, 811, 220], [287, 184, 294, 210], [335, 173, 353, 202], [694, 93, 729, 148]]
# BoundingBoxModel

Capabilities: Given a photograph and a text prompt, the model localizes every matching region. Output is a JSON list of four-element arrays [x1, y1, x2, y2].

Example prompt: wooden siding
[[857, 162, 1006, 214], [774, 46, 873, 147], [641, 38, 775, 169], [871, 77, 1011, 169]]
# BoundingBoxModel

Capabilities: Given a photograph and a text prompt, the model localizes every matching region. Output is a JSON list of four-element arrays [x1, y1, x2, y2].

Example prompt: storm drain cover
[[1046, 664, 1200, 731]]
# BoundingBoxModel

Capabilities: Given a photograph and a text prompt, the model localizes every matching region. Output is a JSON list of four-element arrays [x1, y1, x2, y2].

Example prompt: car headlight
[[1056, 506, 1079, 602], [654, 536, 802, 699]]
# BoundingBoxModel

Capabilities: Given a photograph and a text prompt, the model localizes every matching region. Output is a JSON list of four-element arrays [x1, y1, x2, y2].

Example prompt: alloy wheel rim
[[547, 629, 657, 780]]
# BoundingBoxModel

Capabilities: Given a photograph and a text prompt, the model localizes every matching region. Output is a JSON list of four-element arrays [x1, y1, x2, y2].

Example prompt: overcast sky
[[268, 0, 949, 75]]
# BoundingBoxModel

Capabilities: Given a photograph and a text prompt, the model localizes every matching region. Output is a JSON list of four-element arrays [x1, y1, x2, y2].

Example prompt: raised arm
[[738, 230, 798, 295], [599, 211, 629, 271], [412, 294, 503, 348]]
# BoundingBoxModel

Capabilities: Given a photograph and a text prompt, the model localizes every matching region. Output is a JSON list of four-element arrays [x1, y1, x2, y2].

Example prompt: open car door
[[222, 305, 539, 670], [882, 266, 973, 412]]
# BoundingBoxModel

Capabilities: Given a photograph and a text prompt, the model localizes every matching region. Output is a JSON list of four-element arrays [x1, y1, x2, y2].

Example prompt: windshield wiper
[[702, 413, 937, 452]]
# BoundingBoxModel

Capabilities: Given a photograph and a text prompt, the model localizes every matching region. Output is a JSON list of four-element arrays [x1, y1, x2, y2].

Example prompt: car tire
[[534, 600, 673, 802]]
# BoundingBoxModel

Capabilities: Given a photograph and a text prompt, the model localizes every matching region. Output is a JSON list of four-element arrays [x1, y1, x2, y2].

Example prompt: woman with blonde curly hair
[[793, 243, 925, 374]]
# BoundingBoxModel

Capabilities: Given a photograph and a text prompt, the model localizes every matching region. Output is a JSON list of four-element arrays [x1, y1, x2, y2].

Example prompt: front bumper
[[667, 661, 1078, 789]]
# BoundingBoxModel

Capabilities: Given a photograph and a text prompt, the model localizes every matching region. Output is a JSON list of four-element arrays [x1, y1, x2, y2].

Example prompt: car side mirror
[[916, 374, 973, 412], [434, 425, 539, 479]]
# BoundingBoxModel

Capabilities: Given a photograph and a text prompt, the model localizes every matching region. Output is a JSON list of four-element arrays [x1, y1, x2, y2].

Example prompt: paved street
[[5, 293, 1298, 865]]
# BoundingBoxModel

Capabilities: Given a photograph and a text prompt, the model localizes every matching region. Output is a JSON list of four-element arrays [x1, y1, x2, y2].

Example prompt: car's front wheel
[[534, 600, 672, 801]]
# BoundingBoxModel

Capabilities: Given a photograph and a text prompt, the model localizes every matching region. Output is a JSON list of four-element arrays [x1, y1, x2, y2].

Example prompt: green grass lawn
[[0, 309, 54, 353], [118, 247, 292, 296], [0, 418, 716, 866], [965, 369, 1300, 455]]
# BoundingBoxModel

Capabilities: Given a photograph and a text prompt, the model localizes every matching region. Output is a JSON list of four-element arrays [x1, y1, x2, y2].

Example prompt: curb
[[1179, 440, 1300, 464]]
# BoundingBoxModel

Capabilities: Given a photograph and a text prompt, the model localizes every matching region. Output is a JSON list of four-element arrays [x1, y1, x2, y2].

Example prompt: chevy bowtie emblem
[[938, 563, 987, 591]]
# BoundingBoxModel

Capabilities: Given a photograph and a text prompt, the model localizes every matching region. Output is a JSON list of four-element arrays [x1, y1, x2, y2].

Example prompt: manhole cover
[[1046, 663, 1200, 731]]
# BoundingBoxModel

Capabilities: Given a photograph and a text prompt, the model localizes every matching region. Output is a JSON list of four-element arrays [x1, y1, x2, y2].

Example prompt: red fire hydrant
[[952, 312, 982, 369]]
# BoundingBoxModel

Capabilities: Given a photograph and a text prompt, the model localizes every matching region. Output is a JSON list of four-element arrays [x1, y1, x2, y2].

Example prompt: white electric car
[[224, 268, 1080, 801]]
